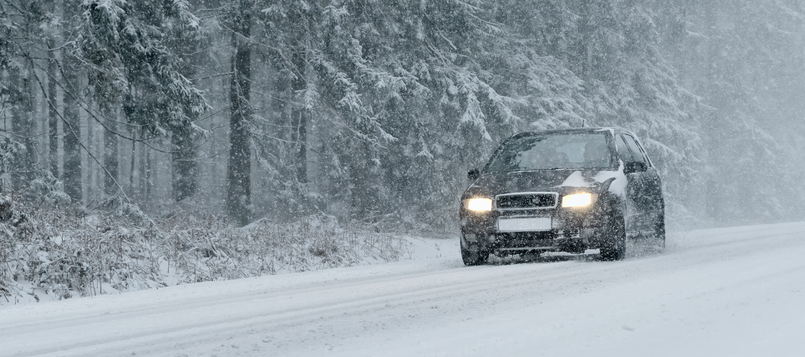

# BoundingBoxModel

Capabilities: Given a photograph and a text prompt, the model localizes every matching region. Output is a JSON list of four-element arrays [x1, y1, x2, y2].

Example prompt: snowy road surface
[[2, 223, 805, 357]]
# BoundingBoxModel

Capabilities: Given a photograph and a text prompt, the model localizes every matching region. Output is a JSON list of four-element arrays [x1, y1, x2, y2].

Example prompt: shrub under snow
[[0, 199, 413, 305]]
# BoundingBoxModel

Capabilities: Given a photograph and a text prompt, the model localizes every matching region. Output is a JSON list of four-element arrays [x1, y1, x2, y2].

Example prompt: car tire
[[600, 215, 626, 261], [461, 241, 489, 266], [653, 212, 666, 250]]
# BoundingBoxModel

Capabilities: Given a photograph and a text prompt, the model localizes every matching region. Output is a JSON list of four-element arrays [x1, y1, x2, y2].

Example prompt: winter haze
[[1, 0, 804, 356]]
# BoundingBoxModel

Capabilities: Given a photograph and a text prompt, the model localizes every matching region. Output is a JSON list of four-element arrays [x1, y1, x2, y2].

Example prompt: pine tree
[[1, 2, 36, 190], [226, 0, 253, 225], [47, 21, 59, 178], [79, 0, 207, 201], [62, 0, 83, 202], [167, 1, 203, 202], [289, 6, 308, 185]]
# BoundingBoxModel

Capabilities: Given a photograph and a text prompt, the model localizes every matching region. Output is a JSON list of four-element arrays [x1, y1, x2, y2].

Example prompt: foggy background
[[2, 0, 804, 231]]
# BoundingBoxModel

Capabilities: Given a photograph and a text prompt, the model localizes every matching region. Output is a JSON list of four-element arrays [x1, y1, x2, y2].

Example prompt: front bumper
[[459, 205, 608, 254]]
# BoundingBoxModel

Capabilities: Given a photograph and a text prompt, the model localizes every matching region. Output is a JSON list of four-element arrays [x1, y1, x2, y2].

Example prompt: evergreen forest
[[2, 0, 805, 233]]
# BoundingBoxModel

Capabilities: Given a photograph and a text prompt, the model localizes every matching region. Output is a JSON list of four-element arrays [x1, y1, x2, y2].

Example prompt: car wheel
[[461, 241, 489, 266], [653, 212, 666, 250], [600, 215, 626, 261]]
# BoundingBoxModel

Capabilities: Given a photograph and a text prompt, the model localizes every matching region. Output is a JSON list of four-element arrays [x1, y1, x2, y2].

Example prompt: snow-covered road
[[2, 223, 805, 357]]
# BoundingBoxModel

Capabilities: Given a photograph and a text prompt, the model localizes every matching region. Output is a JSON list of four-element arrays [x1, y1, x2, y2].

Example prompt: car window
[[485, 133, 612, 172], [615, 135, 634, 163], [627, 135, 652, 166], [622, 135, 646, 164]]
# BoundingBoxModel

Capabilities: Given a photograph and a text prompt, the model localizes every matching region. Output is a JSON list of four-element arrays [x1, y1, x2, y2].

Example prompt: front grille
[[496, 192, 558, 210], [495, 232, 556, 248]]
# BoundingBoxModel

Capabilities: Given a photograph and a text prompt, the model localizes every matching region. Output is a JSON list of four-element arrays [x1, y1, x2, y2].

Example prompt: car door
[[621, 134, 658, 235], [615, 134, 648, 235], [624, 134, 664, 229]]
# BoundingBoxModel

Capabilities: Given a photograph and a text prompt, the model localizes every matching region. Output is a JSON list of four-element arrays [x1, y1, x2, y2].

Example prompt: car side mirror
[[623, 161, 647, 174], [468, 168, 480, 182]]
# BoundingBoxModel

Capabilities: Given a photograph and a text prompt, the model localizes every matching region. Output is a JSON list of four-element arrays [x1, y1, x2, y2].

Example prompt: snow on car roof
[[509, 127, 618, 139], [509, 127, 643, 140]]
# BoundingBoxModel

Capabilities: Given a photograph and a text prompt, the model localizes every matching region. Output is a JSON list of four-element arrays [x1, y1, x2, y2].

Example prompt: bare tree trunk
[[129, 129, 136, 196], [226, 0, 253, 225], [171, 3, 201, 203], [47, 40, 59, 178], [291, 25, 308, 184], [62, 0, 82, 203], [137, 141, 151, 210], [102, 104, 118, 196], [138, 128, 147, 202], [144, 144, 152, 211], [577, 0, 595, 80], [171, 130, 198, 202], [86, 102, 94, 199], [10, 66, 35, 191]]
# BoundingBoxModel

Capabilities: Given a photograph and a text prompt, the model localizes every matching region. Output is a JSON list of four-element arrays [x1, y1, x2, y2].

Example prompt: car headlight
[[562, 193, 592, 207], [465, 198, 493, 212]]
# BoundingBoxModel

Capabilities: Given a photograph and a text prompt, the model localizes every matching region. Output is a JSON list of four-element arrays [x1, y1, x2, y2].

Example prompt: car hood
[[464, 168, 627, 198]]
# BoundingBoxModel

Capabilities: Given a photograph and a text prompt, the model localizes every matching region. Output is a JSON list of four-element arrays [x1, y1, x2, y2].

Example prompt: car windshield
[[486, 132, 612, 172]]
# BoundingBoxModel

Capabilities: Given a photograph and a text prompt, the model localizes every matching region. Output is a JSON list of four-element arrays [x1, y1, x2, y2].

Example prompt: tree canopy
[[1, 0, 803, 229]]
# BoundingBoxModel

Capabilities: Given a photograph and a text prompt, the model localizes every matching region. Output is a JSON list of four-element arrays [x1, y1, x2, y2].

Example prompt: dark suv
[[459, 128, 665, 265]]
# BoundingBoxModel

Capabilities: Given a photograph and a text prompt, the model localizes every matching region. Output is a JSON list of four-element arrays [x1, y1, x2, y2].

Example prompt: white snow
[[558, 170, 588, 187], [2, 223, 805, 356]]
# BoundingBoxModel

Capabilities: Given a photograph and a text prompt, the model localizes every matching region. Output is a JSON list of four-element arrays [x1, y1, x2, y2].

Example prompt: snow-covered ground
[[2, 222, 804, 357]]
